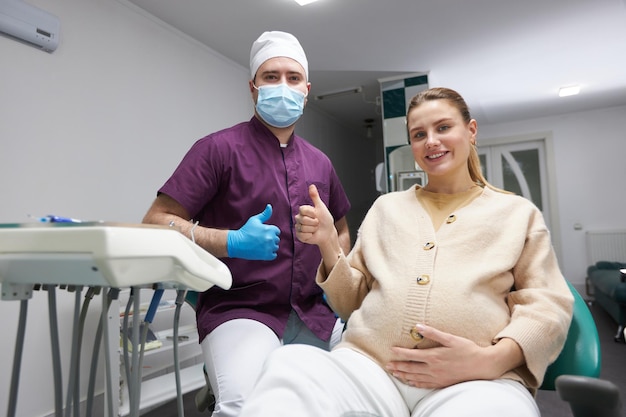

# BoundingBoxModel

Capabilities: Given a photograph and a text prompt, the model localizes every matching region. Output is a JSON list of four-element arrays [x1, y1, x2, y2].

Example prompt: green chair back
[[185, 290, 199, 310], [540, 281, 601, 390]]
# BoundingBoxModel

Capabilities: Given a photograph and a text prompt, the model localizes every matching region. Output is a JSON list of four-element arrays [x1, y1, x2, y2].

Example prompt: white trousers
[[200, 311, 344, 417], [239, 345, 541, 417]]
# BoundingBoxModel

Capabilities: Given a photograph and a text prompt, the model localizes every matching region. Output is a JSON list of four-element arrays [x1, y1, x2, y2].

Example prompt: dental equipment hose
[[86, 288, 119, 417], [6, 299, 28, 417], [130, 288, 165, 417], [64, 287, 83, 417], [135, 288, 165, 412], [122, 288, 134, 396], [46, 285, 63, 417], [103, 287, 117, 417], [174, 289, 188, 417], [130, 287, 141, 417], [122, 288, 142, 416], [120, 287, 166, 417], [65, 286, 98, 417]]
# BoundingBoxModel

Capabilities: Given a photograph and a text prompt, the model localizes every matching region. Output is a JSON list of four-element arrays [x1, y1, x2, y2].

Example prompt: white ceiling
[[128, 0, 626, 139]]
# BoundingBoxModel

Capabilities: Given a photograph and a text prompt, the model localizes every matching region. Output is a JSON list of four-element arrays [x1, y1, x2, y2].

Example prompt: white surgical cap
[[250, 31, 309, 81]]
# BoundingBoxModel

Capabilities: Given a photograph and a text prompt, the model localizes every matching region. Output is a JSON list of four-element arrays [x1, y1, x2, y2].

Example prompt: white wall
[[0, 0, 254, 225], [0, 1, 372, 415], [479, 105, 626, 285]]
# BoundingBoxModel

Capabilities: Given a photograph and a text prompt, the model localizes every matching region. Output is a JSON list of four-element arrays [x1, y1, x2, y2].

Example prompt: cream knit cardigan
[[318, 186, 574, 393]]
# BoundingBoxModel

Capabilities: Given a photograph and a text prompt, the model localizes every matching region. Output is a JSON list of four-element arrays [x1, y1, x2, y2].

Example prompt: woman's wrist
[[318, 229, 342, 272], [487, 338, 525, 377]]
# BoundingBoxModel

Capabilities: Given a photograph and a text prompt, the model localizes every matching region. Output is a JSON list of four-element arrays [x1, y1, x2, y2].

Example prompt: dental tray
[[0, 222, 232, 291]]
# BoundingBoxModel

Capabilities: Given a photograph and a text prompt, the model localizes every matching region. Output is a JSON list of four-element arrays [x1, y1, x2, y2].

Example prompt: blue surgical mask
[[254, 83, 306, 128]]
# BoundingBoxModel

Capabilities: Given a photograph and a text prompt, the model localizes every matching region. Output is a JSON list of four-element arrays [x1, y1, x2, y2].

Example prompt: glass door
[[478, 139, 551, 229]]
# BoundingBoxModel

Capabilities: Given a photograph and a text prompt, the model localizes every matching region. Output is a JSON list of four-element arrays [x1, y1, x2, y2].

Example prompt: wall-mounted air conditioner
[[0, 0, 60, 52]]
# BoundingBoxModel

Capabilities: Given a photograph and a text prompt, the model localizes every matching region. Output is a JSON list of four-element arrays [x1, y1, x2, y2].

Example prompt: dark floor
[[145, 301, 625, 417]]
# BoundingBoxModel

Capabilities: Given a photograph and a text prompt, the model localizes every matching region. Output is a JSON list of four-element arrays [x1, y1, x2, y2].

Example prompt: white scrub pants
[[200, 311, 344, 417], [239, 345, 541, 417]]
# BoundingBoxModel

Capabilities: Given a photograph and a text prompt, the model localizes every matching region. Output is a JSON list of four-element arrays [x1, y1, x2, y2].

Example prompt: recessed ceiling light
[[294, 0, 319, 5], [558, 85, 581, 97]]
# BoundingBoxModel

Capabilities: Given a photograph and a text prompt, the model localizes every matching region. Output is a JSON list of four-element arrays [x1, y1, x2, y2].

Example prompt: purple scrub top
[[159, 117, 351, 343]]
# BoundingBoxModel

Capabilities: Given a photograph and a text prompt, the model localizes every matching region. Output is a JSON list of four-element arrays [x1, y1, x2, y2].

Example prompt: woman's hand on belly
[[385, 324, 523, 389]]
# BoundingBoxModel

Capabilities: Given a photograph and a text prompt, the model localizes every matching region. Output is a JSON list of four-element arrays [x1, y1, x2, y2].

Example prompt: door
[[478, 139, 551, 229]]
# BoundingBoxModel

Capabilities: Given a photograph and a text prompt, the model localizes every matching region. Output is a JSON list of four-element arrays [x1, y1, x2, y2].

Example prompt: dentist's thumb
[[256, 204, 273, 223]]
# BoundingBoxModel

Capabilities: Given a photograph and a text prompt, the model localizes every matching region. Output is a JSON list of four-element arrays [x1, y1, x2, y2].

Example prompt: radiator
[[586, 230, 626, 264]]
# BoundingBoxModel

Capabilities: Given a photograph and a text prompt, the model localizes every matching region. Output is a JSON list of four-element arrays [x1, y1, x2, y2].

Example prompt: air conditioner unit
[[0, 0, 60, 52]]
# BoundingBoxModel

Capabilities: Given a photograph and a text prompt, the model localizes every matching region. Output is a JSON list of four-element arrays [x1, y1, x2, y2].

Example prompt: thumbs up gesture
[[227, 204, 281, 260], [295, 184, 335, 246]]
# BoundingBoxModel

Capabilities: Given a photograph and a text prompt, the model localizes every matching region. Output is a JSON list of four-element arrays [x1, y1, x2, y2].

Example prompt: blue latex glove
[[227, 204, 280, 260]]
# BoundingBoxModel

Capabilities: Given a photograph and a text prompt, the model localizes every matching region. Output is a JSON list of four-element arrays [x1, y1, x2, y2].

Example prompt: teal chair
[[185, 290, 199, 311], [540, 281, 601, 390], [541, 282, 622, 417]]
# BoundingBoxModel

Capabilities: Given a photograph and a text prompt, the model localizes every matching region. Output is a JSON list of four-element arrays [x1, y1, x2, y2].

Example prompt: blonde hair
[[407, 87, 510, 194]]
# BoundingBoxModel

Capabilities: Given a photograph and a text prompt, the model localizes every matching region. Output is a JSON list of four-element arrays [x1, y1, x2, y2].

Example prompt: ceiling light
[[558, 85, 581, 97], [314, 86, 362, 100], [294, 0, 319, 5]]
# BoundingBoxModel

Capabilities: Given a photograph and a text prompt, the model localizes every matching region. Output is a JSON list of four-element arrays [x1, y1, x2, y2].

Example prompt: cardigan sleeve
[[494, 216, 574, 389], [316, 238, 374, 322]]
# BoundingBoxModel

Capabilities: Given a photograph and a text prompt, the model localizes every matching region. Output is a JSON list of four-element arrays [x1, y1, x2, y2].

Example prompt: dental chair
[[186, 282, 622, 416], [555, 375, 622, 417], [540, 281, 622, 417], [540, 281, 601, 390]]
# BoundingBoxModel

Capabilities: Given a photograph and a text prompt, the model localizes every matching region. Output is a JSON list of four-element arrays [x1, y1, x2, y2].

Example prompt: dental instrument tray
[[0, 222, 232, 291]]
